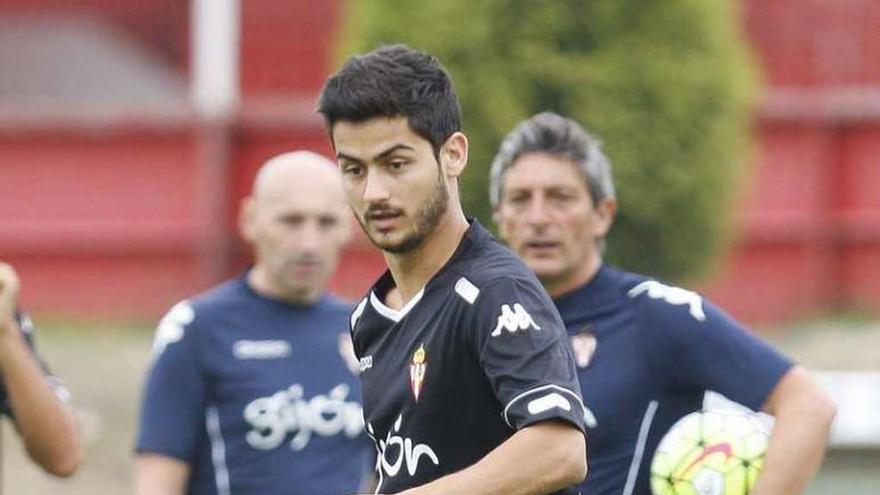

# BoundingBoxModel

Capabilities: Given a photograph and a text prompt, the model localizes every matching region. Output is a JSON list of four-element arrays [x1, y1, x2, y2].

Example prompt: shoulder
[[187, 276, 250, 315], [349, 296, 369, 331], [151, 277, 246, 356], [623, 274, 740, 341], [626, 278, 707, 321], [450, 235, 543, 298], [318, 293, 355, 317]]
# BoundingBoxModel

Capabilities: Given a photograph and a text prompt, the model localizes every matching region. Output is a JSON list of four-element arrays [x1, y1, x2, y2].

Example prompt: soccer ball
[[650, 409, 769, 495]]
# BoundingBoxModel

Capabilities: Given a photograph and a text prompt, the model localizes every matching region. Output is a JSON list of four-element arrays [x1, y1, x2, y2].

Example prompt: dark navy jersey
[[351, 221, 587, 494], [0, 312, 70, 418], [136, 275, 371, 495], [555, 265, 793, 495]]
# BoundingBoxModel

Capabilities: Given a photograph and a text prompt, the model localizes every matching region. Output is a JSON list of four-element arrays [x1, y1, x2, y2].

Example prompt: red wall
[[700, 0, 880, 323], [0, 125, 201, 317], [0, 0, 188, 68]]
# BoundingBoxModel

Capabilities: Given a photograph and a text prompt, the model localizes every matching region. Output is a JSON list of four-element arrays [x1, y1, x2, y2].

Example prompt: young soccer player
[[134, 152, 371, 495], [491, 111, 837, 495], [318, 45, 588, 495]]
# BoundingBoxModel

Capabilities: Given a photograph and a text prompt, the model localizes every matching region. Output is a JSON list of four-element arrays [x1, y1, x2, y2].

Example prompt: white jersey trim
[[369, 287, 425, 323], [502, 384, 593, 429], [351, 297, 368, 330], [206, 406, 231, 495], [622, 400, 659, 495]]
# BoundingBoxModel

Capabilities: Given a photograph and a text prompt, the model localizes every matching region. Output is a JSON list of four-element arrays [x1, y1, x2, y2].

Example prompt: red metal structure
[[702, 0, 880, 322], [0, 0, 877, 324]]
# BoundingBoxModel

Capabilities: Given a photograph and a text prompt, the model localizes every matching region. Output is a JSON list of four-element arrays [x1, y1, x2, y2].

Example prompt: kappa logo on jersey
[[369, 414, 439, 483], [491, 303, 541, 337], [233, 340, 291, 360], [152, 301, 195, 358], [571, 331, 597, 368], [628, 280, 707, 322], [409, 344, 428, 401], [359, 355, 373, 372], [243, 383, 363, 451]]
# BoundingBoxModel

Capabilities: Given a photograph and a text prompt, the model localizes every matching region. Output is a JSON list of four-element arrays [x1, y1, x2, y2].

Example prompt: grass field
[[1, 318, 878, 494]]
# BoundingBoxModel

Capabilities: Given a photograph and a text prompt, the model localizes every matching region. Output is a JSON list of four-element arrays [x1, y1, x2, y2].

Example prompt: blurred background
[[0, 0, 878, 493]]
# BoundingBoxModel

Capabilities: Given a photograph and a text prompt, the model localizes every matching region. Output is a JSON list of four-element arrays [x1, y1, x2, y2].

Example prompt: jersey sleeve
[[135, 301, 206, 462], [467, 277, 587, 432], [635, 283, 794, 411], [0, 312, 71, 418]]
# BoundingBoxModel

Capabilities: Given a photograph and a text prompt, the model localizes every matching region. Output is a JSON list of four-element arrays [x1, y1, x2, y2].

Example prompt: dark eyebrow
[[375, 144, 416, 160], [336, 144, 416, 164]]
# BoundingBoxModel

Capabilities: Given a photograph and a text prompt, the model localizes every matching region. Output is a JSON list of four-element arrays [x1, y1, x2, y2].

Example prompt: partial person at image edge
[[0, 261, 82, 477]]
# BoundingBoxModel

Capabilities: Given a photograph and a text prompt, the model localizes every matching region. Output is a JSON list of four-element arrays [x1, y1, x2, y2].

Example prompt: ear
[[593, 198, 618, 238], [338, 209, 354, 245], [440, 132, 468, 179], [239, 197, 258, 243], [491, 206, 509, 241]]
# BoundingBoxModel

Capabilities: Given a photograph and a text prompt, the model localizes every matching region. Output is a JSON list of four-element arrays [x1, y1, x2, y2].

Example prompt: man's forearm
[[0, 323, 81, 477], [752, 367, 836, 495], [399, 421, 586, 495]]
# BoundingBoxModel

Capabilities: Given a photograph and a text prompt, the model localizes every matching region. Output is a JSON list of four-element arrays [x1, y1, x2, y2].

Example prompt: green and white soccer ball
[[650, 409, 770, 495]]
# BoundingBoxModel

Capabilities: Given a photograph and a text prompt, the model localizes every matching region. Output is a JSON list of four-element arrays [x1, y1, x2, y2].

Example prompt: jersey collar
[[366, 219, 488, 322]]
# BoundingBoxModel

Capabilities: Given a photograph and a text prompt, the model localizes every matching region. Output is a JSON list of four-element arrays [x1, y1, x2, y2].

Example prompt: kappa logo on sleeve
[[491, 303, 541, 337], [628, 280, 706, 322], [152, 301, 195, 358]]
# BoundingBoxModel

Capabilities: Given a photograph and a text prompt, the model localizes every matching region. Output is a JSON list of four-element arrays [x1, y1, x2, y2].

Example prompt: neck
[[384, 208, 469, 304], [247, 267, 319, 305], [544, 254, 603, 299]]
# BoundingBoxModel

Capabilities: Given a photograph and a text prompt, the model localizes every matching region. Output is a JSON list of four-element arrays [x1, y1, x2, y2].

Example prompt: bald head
[[241, 150, 351, 304], [252, 151, 345, 205]]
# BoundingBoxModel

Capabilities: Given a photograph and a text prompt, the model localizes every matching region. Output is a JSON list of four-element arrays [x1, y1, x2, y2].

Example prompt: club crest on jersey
[[409, 344, 427, 401], [571, 330, 597, 369]]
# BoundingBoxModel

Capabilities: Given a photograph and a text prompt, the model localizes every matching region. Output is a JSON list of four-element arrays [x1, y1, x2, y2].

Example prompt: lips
[[366, 210, 403, 231], [525, 240, 559, 249], [289, 259, 322, 273], [523, 239, 560, 257]]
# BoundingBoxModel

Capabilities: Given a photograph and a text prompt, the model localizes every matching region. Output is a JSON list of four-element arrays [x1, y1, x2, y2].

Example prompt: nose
[[363, 169, 391, 204], [525, 195, 550, 226], [297, 220, 322, 252]]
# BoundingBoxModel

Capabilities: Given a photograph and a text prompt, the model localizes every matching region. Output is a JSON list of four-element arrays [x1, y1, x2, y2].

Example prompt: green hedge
[[337, 0, 756, 281]]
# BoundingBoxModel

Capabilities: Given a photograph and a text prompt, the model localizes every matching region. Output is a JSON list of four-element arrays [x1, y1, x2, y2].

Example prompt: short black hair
[[317, 44, 461, 157]]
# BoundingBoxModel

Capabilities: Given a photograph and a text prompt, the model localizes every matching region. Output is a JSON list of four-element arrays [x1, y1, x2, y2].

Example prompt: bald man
[[134, 152, 371, 495]]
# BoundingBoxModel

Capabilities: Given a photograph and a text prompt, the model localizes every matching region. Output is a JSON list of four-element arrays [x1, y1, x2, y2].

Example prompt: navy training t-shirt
[[556, 265, 792, 495], [136, 275, 371, 495]]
